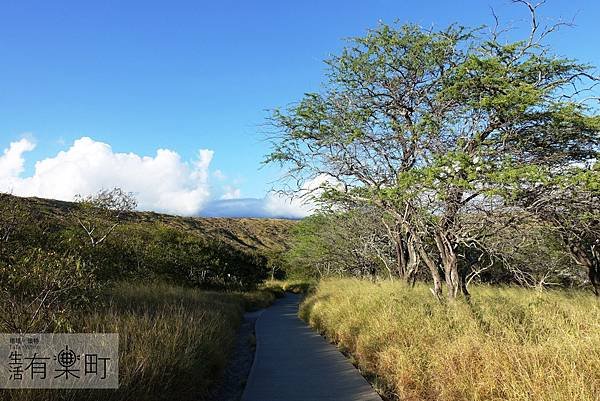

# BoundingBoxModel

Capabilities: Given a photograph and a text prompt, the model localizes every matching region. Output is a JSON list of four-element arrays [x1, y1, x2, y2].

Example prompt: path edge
[[240, 296, 267, 401]]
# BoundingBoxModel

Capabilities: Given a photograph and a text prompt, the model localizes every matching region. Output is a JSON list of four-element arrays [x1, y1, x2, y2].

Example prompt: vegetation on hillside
[[0, 191, 293, 300], [0, 190, 289, 400]]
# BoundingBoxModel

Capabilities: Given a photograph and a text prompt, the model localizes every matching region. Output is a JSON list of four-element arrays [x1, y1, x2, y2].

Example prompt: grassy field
[[1, 282, 276, 401], [300, 279, 600, 401]]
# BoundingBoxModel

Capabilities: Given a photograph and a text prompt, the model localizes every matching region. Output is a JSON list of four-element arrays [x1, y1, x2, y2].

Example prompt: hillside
[[6, 194, 295, 254]]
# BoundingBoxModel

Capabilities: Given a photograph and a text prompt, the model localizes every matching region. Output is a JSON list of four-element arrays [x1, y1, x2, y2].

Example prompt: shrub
[[0, 249, 100, 332]]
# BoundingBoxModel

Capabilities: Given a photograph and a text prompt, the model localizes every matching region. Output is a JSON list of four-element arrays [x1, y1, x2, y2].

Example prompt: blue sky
[[1, 0, 599, 216]]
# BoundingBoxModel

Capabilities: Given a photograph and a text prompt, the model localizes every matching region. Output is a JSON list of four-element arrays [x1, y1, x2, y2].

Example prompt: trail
[[241, 293, 382, 401]]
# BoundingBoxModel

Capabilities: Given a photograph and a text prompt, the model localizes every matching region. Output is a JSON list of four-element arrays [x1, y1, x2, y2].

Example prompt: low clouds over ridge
[[201, 195, 313, 219], [0, 136, 313, 218], [0, 137, 213, 215]]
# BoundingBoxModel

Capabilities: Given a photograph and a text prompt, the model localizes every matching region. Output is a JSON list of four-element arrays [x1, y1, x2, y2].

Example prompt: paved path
[[241, 293, 382, 401]]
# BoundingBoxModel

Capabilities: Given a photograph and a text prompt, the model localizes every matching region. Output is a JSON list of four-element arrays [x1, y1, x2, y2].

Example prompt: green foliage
[[71, 188, 137, 247], [284, 214, 335, 279], [286, 209, 583, 288], [0, 188, 285, 401], [0, 249, 100, 333], [264, 279, 316, 294], [285, 211, 400, 280], [1, 192, 276, 292], [0, 194, 101, 332], [266, 6, 600, 297], [0, 192, 281, 399], [106, 223, 269, 289]]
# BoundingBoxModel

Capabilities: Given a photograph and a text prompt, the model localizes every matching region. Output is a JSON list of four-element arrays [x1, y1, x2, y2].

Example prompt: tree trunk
[[396, 235, 407, 278], [569, 243, 600, 297], [434, 232, 465, 300], [591, 264, 600, 297], [592, 245, 600, 297], [405, 232, 420, 285], [433, 187, 468, 299], [413, 233, 443, 299], [383, 218, 409, 279]]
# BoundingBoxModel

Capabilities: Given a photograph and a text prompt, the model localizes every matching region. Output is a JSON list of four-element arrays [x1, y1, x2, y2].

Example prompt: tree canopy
[[267, 1, 600, 298]]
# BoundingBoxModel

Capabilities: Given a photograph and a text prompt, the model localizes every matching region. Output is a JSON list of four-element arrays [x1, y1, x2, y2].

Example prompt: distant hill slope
[[7, 194, 296, 254]]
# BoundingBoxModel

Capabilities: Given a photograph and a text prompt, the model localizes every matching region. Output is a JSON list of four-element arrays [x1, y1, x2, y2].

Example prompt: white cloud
[[0, 136, 336, 219], [200, 175, 338, 219], [263, 193, 313, 219], [213, 169, 226, 180], [0, 137, 214, 216], [0, 138, 36, 180], [263, 174, 336, 219], [203, 175, 334, 219], [221, 185, 241, 200]]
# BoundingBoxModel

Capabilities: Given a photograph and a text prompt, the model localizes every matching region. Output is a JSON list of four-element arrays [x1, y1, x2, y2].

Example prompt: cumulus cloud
[[0, 136, 332, 219], [0, 138, 36, 179], [221, 185, 241, 200], [0, 137, 214, 216], [213, 169, 226, 180]]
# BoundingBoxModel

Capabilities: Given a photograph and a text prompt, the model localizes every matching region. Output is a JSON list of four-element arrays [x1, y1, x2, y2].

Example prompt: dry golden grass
[[263, 279, 316, 294], [1, 283, 275, 401], [300, 279, 600, 401]]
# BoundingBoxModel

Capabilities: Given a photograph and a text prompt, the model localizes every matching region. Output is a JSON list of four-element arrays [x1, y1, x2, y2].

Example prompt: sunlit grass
[[300, 279, 600, 401], [263, 279, 317, 294]]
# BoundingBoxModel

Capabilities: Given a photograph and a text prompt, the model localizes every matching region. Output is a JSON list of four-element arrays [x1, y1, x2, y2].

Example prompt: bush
[[0, 249, 100, 332], [105, 223, 269, 290], [264, 279, 316, 294]]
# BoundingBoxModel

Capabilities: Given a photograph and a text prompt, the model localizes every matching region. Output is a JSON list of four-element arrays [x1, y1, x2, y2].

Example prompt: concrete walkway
[[241, 293, 382, 401]]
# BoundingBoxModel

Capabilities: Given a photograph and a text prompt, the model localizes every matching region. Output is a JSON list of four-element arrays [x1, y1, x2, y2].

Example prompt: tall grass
[[300, 279, 600, 401], [263, 279, 317, 294], [1, 282, 275, 401]]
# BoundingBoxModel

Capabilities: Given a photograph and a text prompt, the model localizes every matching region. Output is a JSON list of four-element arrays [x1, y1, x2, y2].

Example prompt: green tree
[[286, 210, 396, 280], [266, 2, 599, 299], [514, 164, 600, 295]]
